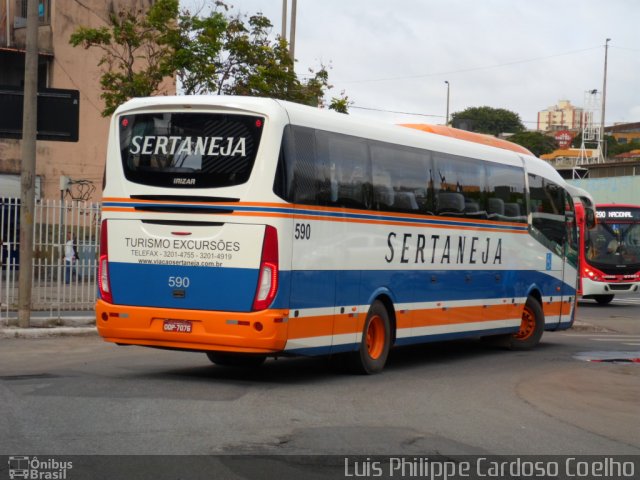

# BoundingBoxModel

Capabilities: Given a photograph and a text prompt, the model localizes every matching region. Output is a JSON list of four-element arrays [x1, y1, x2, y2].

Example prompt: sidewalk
[[0, 310, 97, 338]]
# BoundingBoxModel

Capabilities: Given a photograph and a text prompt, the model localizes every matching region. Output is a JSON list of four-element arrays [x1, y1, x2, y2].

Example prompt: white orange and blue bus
[[96, 96, 595, 373], [577, 203, 640, 304]]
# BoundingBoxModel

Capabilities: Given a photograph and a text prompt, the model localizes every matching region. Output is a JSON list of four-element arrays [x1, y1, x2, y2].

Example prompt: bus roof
[[400, 124, 534, 156], [113, 95, 567, 186]]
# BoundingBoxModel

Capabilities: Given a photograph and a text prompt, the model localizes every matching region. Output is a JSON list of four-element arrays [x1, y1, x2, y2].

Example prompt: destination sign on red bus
[[596, 208, 640, 221]]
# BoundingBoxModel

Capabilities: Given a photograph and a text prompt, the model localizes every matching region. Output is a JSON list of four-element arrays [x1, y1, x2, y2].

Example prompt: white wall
[[568, 176, 640, 204]]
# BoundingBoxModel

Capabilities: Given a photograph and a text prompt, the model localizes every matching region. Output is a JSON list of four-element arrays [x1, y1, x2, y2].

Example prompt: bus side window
[[485, 163, 526, 223], [528, 174, 567, 253], [433, 153, 485, 219], [370, 143, 432, 214], [564, 191, 578, 268], [319, 132, 371, 210], [272, 132, 288, 201], [274, 125, 329, 206]]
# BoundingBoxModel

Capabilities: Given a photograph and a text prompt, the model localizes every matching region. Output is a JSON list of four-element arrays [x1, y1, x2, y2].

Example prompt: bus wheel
[[206, 352, 266, 368], [507, 296, 544, 350], [594, 295, 614, 305], [349, 300, 391, 374]]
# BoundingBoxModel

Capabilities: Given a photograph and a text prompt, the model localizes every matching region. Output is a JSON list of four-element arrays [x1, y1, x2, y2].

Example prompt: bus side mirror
[[585, 208, 596, 229]]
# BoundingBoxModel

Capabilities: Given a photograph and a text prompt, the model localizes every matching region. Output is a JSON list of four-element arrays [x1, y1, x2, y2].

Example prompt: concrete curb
[[0, 326, 98, 339], [0, 315, 97, 338]]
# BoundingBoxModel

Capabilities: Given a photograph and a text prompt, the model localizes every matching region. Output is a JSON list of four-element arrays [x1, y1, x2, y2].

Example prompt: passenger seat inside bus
[[436, 192, 465, 216], [504, 202, 521, 219], [465, 200, 490, 219], [487, 198, 505, 219], [394, 192, 419, 211]]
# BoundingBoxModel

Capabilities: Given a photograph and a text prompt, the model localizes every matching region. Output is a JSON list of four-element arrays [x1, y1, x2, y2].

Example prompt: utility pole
[[289, 0, 297, 62], [18, 0, 39, 328], [600, 38, 611, 162], [281, 0, 287, 41], [444, 81, 450, 126]]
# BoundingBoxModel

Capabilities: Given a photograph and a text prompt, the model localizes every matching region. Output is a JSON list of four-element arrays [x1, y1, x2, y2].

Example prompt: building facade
[[537, 100, 584, 132], [0, 0, 175, 201], [605, 122, 640, 144]]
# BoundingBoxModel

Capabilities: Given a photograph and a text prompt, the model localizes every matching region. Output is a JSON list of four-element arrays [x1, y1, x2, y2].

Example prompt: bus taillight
[[252, 225, 279, 311], [99, 219, 113, 304]]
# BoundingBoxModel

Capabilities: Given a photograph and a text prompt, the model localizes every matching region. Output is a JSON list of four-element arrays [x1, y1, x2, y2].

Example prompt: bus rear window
[[118, 112, 264, 188]]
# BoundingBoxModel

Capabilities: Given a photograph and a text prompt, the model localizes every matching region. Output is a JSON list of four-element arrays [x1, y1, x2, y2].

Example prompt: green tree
[[214, 12, 329, 106], [70, 0, 348, 116], [609, 139, 640, 156], [450, 106, 525, 136], [170, 6, 227, 95], [69, 0, 179, 117], [328, 91, 352, 114], [507, 131, 558, 157]]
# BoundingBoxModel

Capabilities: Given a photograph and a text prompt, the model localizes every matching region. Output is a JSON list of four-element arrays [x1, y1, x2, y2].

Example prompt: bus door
[[560, 192, 579, 325], [528, 174, 572, 329]]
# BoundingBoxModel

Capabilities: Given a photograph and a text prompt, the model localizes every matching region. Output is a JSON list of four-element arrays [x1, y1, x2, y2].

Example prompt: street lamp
[[600, 38, 611, 161], [444, 81, 450, 126]]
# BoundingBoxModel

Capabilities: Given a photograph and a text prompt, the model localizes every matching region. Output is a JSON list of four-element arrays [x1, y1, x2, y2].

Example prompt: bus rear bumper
[[581, 278, 640, 297], [96, 300, 290, 354]]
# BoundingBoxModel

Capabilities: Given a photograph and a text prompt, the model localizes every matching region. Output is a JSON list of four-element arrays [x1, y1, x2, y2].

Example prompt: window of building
[[17, 0, 50, 26]]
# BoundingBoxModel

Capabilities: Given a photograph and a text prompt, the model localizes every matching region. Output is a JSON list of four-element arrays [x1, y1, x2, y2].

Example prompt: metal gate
[[1, 197, 101, 322]]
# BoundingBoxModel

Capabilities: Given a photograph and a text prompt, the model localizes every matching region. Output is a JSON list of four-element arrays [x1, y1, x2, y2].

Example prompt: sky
[[180, 0, 640, 130]]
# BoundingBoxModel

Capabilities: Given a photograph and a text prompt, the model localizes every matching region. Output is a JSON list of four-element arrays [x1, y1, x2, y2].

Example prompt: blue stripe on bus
[[288, 269, 575, 310], [109, 262, 260, 311], [108, 262, 575, 313]]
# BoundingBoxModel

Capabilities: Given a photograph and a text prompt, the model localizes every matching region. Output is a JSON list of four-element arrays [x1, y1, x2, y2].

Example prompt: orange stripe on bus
[[101, 199, 527, 230], [102, 208, 527, 233]]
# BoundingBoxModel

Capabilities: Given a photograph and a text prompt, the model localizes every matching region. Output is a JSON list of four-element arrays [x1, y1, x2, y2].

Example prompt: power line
[[337, 46, 602, 85], [611, 45, 640, 53], [351, 105, 443, 118], [351, 104, 547, 126]]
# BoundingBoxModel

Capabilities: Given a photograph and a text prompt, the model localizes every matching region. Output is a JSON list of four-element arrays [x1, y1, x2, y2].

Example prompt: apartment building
[[537, 99, 584, 132]]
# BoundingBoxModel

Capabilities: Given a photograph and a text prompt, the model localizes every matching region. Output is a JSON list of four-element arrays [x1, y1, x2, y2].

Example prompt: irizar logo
[[173, 178, 196, 185]]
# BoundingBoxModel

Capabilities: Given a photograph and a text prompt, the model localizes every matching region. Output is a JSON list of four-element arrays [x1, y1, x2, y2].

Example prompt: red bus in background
[[577, 203, 640, 304]]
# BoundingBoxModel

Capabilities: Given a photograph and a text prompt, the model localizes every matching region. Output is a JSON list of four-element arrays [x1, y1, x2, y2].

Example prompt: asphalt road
[[0, 299, 638, 461]]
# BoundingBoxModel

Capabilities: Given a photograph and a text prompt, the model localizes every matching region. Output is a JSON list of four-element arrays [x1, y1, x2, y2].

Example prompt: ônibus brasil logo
[[7, 456, 72, 479]]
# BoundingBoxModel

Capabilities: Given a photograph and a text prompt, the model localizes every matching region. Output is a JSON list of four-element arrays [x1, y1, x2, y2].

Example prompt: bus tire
[[206, 352, 266, 368], [594, 295, 614, 305], [348, 300, 391, 374], [506, 296, 544, 350]]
